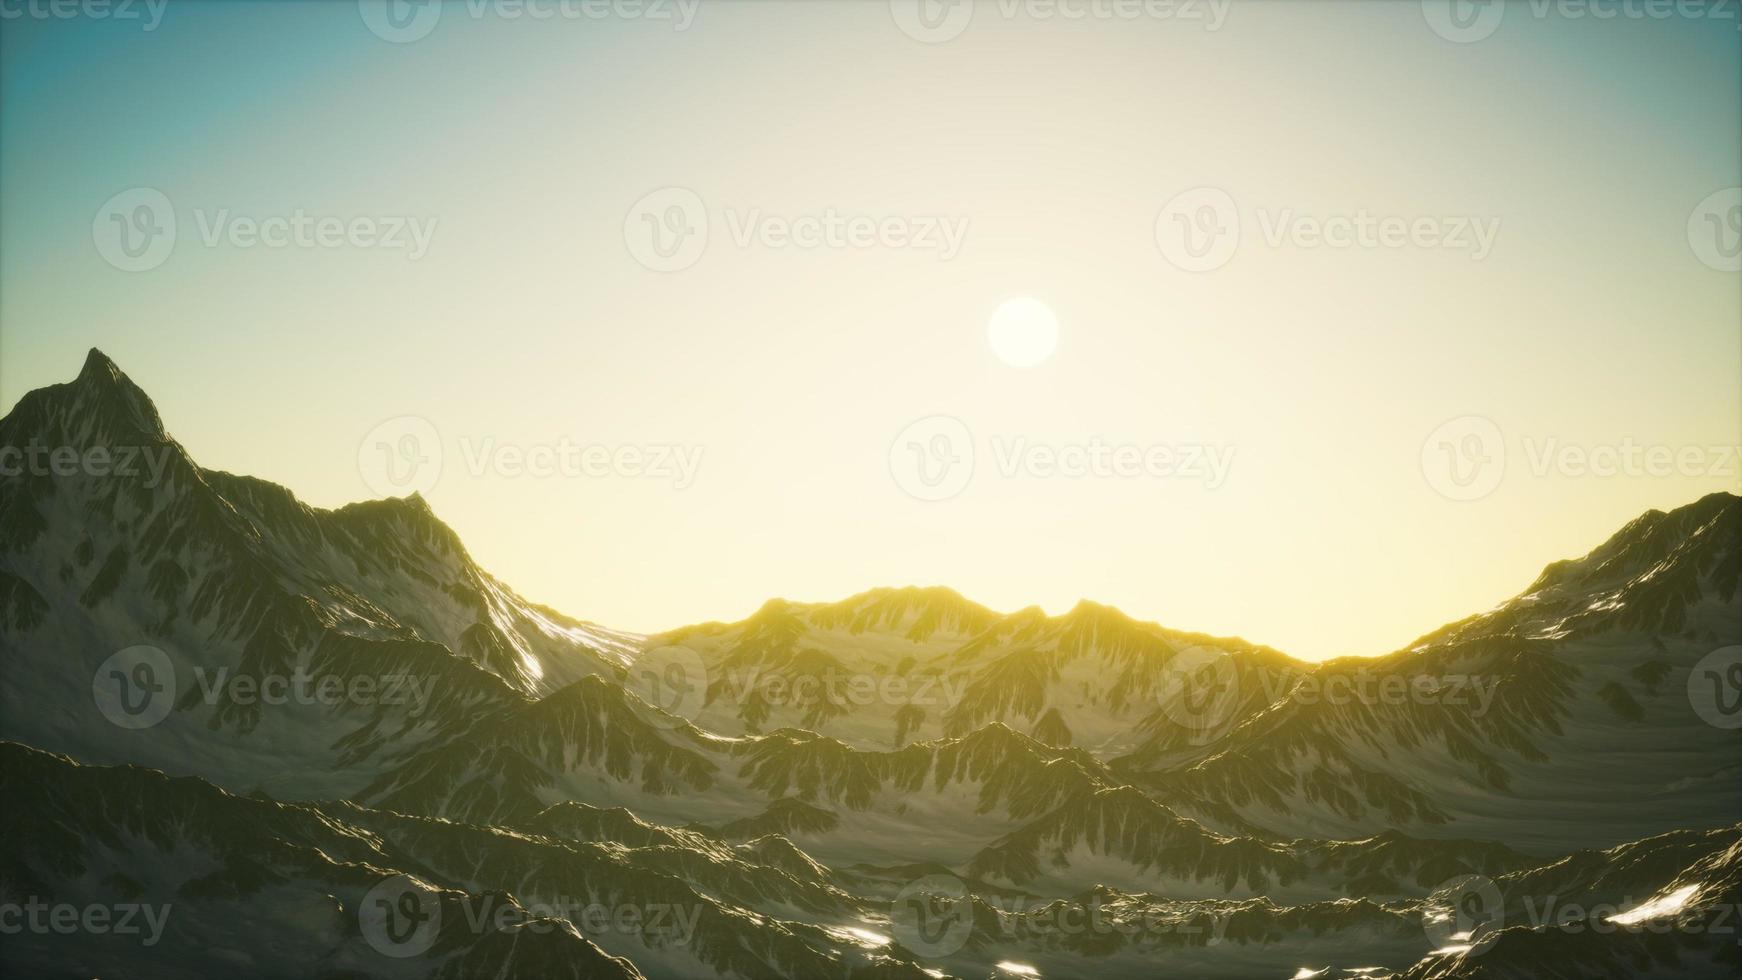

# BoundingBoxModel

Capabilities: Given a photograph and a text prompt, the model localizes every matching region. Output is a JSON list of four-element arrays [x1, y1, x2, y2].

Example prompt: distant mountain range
[[2, 350, 1738, 979]]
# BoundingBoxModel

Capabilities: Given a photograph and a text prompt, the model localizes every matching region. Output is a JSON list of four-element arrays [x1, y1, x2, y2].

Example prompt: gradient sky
[[3, 1, 1739, 660]]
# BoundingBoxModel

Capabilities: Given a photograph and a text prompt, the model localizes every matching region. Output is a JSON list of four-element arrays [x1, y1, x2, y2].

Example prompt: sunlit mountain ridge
[[2, 351, 1738, 979]]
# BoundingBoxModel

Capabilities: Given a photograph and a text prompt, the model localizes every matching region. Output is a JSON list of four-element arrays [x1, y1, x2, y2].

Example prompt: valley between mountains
[[2, 350, 1739, 979]]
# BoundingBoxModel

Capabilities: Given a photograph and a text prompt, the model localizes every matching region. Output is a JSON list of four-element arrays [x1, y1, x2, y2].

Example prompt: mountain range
[[1, 350, 1738, 979]]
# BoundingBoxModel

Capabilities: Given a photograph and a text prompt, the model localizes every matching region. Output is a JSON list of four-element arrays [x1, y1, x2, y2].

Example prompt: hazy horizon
[[4, 0, 1739, 660], [10, 342, 1742, 661]]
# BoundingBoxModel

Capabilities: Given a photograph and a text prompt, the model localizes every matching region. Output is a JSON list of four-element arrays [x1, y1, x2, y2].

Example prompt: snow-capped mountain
[[1, 349, 636, 792], [2, 350, 1738, 979], [1131, 491, 1742, 852]]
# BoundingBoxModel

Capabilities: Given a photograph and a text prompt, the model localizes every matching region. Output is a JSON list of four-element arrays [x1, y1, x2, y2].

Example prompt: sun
[[987, 297, 1059, 368]]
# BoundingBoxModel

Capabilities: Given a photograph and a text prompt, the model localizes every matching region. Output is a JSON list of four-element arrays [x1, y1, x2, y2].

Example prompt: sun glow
[[986, 297, 1059, 368]]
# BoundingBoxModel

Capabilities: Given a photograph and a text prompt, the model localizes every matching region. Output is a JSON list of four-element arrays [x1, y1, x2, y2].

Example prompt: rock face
[[2, 350, 1739, 979]]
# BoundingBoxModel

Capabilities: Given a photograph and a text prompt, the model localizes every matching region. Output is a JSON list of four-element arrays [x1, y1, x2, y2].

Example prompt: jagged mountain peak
[[77, 346, 124, 384], [0, 352, 636, 699], [70, 347, 165, 437], [5, 347, 170, 445]]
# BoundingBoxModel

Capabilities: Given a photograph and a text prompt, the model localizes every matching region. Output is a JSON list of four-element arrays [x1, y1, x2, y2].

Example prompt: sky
[[2, 0, 1739, 661]]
